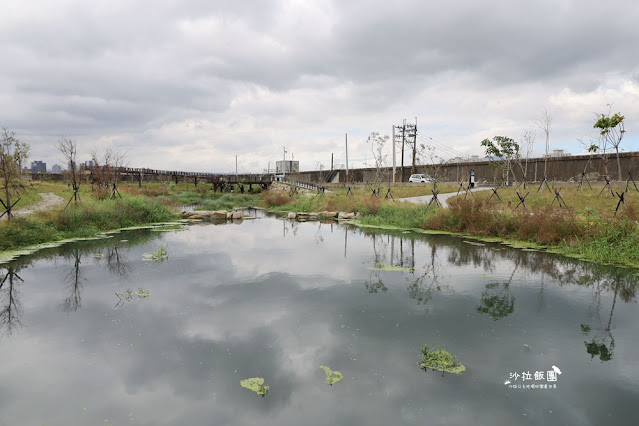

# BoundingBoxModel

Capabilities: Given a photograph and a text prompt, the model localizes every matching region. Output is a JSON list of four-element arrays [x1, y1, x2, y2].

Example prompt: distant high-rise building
[[52, 164, 62, 173], [31, 161, 47, 174]]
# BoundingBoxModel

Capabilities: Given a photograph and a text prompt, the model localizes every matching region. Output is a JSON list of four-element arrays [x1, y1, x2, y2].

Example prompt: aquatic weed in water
[[240, 377, 269, 397], [419, 344, 466, 375], [320, 365, 343, 386], [142, 244, 168, 261]]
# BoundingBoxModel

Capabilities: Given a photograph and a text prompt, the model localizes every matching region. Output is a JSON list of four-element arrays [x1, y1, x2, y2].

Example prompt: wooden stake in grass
[[428, 188, 441, 207], [463, 185, 475, 199], [578, 171, 592, 191], [516, 191, 529, 209], [537, 177, 551, 193], [385, 187, 394, 201], [598, 176, 613, 198], [489, 185, 503, 203], [0, 197, 21, 220], [625, 171, 639, 193], [550, 189, 568, 208], [614, 191, 626, 215]]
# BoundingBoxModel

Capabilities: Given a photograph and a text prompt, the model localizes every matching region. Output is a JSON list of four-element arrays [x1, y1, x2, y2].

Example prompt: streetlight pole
[[283, 147, 287, 179]]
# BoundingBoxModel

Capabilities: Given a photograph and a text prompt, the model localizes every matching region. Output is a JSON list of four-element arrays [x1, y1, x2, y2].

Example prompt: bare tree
[[514, 129, 535, 185], [56, 138, 81, 208], [1, 127, 29, 220], [536, 109, 552, 178], [90, 148, 127, 199], [421, 143, 446, 183], [366, 132, 390, 184], [315, 161, 326, 183], [14, 141, 30, 184]]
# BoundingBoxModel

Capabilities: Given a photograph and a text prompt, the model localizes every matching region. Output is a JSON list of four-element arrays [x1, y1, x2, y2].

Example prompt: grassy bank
[[354, 196, 639, 268], [263, 182, 639, 268], [1, 180, 261, 253], [0, 195, 176, 252], [5, 179, 639, 269], [119, 182, 260, 211]]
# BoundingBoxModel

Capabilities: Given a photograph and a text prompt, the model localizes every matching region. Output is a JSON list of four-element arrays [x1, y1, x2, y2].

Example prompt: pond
[[0, 214, 638, 425]]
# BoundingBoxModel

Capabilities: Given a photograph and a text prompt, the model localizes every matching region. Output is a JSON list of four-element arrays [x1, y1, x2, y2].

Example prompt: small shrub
[[263, 191, 290, 207]]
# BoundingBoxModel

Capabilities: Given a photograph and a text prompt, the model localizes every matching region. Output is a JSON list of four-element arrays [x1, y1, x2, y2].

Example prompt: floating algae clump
[[369, 263, 415, 272], [240, 377, 269, 397], [320, 365, 343, 385], [142, 244, 168, 261], [419, 344, 466, 375]]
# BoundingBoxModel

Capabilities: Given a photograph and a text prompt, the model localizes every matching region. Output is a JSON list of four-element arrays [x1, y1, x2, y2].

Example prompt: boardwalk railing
[[286, 179, 326, 194]]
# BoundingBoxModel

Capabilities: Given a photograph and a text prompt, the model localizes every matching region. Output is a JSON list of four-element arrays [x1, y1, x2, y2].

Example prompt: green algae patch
[[0, 235, 112, 266], [240, 377, 269, 397], [370, 262, 415, 272], [149, 224, 186, 232], [142, 244, 168, 261], [463, 240, 485, 247], [419, 344, 466, 375], [320, 365, 343, 385]]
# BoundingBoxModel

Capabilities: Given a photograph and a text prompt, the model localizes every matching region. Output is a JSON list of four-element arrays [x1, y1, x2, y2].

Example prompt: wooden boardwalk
[[113, 167, 273, 191]]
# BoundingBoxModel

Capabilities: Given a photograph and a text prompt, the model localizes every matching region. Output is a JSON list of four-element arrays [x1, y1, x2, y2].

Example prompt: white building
[[275, 160, 299, 174]]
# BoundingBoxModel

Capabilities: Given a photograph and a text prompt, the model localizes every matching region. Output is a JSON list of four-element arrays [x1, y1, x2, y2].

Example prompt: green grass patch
[[0, 195, 177, 252], [357, 203, 433, 229]]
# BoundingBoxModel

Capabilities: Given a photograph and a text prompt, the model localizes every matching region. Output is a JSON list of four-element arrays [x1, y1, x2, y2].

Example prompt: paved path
[[399, 186, 494, 208], [2, 192, 65, 220]]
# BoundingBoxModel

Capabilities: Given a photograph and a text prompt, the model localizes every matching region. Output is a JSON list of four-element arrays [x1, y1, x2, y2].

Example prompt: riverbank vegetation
[[263, 181, 639, 268], [4, 177, 639, 269], [0, 194, 175, 251], [359, 185, 639, 268]]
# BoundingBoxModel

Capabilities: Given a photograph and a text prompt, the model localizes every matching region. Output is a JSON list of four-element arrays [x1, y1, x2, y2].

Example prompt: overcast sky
[[2, 0, 638, 173]]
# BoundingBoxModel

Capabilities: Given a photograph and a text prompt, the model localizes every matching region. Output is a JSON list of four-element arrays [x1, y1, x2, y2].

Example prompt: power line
[[416, 135, 462, 159], [415, 133, 464, 157], [415, 132, 468, 159]]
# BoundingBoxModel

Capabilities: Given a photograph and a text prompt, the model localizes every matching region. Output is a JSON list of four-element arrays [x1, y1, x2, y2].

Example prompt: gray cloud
[[1, 0, 638, 172]]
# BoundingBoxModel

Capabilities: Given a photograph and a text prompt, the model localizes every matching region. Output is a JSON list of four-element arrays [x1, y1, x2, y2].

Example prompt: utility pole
[[412, 117, 417, 174], [401, 120, 406, 182], [393, 124, 403, 183], [345, 133, 349, 183], [283, 147, 287, 179], [331, 153, 333, 171], [392, 125, 396, 183], [235, 155, 238, 181], [393, 119, 417, 181]]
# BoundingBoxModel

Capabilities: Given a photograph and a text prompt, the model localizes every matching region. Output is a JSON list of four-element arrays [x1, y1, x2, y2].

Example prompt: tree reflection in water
[[476, 261, 519, 321], [360, 231, 450, 306], [0, 266, 25, 336], [61, 248, 84, 312], [582, 269, 638, 362]]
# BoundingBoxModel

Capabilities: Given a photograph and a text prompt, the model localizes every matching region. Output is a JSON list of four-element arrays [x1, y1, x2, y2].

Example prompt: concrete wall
[[289, 152, 639, 184]]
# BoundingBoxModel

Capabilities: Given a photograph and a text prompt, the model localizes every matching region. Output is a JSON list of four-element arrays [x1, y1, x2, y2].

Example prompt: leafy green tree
[[481, 136, 520, 185], [592, 109, 625, 191]]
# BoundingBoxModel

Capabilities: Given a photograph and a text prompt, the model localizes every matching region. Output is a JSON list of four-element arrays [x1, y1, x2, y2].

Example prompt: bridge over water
[[31, 167, 275, 192]]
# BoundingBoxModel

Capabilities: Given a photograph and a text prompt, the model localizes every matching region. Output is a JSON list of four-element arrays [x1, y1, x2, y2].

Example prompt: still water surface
[[0, 215, 638, 425]]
